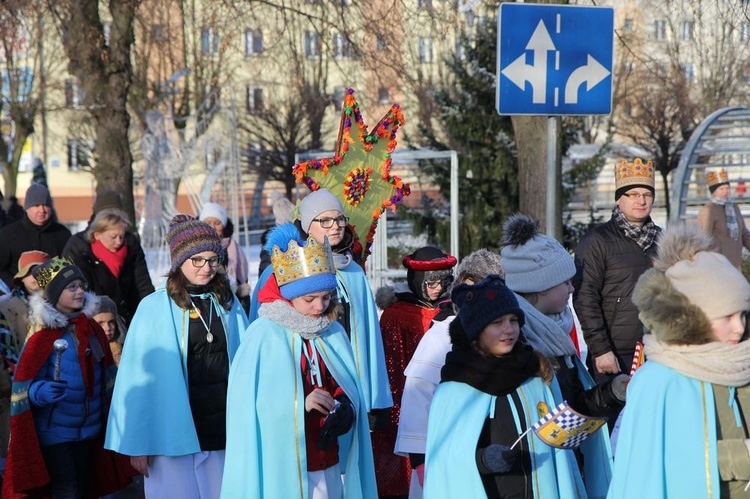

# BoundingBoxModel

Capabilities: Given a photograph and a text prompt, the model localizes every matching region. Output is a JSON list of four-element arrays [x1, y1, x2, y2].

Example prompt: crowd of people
[[3, 158, 750, 498]]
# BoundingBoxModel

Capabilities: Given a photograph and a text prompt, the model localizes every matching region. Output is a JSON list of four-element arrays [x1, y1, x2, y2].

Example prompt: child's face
[[291, 291, 332, 318], [21, 273, 40, 293], [180, 251, 219, 286], [56, 279, 86, 314], [710, 311, 747, 345], [93, 312, 116, 341], [476, 313, 521, 357], [535, 280, 574, 315]]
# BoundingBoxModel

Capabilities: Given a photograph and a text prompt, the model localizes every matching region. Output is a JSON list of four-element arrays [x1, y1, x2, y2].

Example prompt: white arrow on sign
[[564, 54, 610, 105], [501, 20, 556, 104]]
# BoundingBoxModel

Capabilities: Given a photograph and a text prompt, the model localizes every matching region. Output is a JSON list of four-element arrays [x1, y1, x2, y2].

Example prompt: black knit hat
[[403, 246, 457, 302], [451, 275, 525, 341], [32, 257, 87, 307]]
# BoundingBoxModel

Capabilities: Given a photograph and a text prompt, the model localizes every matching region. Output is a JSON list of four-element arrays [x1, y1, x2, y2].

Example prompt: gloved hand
[[610, 373, 629, 402], [479, 444, 520, 474], [31, 380, 67, 406], [318, 394, 355, 450]]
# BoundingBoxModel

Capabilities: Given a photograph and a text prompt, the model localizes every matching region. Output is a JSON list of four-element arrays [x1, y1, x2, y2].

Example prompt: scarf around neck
[[515, 294, 577, 358], [92, 239, 128, 278], [259, 300, 332, 340], [711, 197, 739, 240], [612, 205, 659, 251], [441, 343, 541, 396], [644, 334, 750, 387]]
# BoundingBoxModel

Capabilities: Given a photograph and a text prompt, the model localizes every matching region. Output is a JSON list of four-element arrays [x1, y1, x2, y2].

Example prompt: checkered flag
[[531, 402, 607, 449]]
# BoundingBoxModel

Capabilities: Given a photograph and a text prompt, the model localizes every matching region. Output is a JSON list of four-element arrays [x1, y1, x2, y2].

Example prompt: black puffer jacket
[[551, 355, 623, 417], [572, 218, 659, 360], [0, 216, 71, 288], [62, 230, 154, 326]]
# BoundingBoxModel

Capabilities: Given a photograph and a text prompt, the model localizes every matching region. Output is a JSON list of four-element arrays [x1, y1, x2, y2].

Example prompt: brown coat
[[697, 202, 750, 269]]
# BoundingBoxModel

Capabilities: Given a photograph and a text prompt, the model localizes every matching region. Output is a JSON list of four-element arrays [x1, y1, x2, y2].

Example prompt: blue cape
[[220, 315, 377, 498], [608, 361, 720, 498], [425, 378, 589, 498], [104, 289, 249, 456], [249, 262, 392, 411]]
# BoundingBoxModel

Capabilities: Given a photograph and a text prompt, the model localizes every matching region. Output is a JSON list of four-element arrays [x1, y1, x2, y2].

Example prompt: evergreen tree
[[421, 13, 518, 255]]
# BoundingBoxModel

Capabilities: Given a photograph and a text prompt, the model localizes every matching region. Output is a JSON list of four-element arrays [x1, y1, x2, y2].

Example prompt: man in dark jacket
[[573, 158, 661, 386], [0, 184, 71, 288]]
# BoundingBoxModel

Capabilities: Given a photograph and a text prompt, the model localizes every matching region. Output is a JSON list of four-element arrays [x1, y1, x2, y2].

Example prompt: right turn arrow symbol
[[564, 54, 610, 105]]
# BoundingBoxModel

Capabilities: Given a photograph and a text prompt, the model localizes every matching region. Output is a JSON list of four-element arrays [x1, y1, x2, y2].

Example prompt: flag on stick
[[530, 402, 607, 449]]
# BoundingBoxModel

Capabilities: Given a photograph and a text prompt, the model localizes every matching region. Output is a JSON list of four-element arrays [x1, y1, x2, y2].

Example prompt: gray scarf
[[711, 197, 739, 240], [258, 300, 332, 340], [515, 293, 577, 357]]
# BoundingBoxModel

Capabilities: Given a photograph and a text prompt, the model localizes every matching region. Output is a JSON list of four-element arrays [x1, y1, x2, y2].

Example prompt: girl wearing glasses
[[4, 257, 133, 497], [105, 215, 250, 498], [249, 189, 393, 425]]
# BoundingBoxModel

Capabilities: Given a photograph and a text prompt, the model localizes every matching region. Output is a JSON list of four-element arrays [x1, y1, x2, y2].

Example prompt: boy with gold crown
[[222, 223, 376, 498], [698, 168, 750, 269], [4, 257, 132, 497], [573, 158, 661, 430]]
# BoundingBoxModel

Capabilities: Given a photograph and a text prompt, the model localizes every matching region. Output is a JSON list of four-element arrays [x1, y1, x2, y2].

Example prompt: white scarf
[[644, 334, 750, 387], [515, 293, 577, 358]]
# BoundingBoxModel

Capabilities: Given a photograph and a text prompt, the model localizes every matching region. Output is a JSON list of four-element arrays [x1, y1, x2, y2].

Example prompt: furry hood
[[28, 291, 100, 329], [632, 223, 716, 345], [375, 282, 411, 310]]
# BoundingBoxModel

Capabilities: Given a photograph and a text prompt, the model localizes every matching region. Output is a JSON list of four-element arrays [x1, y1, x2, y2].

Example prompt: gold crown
[[706, 168, 729, 188], [33, 256, 74, 290], [271, 236, 335, 287], [615, 158, 655, 190]]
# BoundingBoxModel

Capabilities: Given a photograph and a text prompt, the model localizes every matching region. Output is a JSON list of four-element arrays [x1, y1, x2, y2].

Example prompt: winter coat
[[0, 216, 71, 288], [62, 230, 154, 326], [697, 202, 750, 269], [572, 218, 659, 360]]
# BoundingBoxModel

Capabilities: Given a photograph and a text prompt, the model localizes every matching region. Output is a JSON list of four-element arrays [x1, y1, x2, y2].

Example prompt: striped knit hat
[[166, 214, 222, 273]]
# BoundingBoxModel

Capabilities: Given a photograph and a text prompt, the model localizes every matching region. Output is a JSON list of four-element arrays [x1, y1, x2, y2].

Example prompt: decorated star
[[292, 88, 411, 265]]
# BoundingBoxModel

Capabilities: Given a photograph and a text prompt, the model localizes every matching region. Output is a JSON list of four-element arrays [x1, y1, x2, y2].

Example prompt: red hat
[[14, 250, 51, 285]]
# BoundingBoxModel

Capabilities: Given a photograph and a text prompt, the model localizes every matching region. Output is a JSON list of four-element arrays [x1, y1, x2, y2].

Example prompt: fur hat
[[454, 248, 503, 284], [614, 158, 655, 200], [93, 190, 123, 213], [272, 196, 294, 225], [199, 202, 228, 227], [299, 189, 345, 232], [24, 183, 52, 209], [633, 223, 750, 345], [166, 214, 223, 274], [32, 257, 87, 307], [14, 250, 50, 285], [451, 275, 525, 341], [500, 214, 575, 293], [403, 246, 457, 302], [265, 223, 336, 300]]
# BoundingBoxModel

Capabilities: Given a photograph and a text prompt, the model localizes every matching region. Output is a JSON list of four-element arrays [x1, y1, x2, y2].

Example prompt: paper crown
[[32, 256, 74, 290], [615, 158, 655, 190], [271, 235, 335, 288], [706, 168, 729, 188]]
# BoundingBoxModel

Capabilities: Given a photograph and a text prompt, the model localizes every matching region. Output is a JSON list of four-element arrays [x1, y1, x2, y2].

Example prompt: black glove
[[318, 394, 355, 450], [478, 444, 520, 474]]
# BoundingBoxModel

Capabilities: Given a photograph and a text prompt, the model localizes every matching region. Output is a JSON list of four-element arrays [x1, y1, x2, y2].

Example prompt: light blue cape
[[104, 288, 249, 456], [220, 315, 377, 498]]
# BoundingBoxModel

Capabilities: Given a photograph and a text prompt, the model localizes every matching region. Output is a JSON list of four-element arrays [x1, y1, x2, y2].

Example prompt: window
[[681, 21, 694, 41], [623, 18, 634, 31], [64, 78, 85, 108], [680, 63, 695, 83], [378, 87, 390, 104], [245, 29, 263, 55], [654, 20, 667, 41], [151, 24, 166, 43], [67, 139, 93, 171], [304, 31, 320, 59], [332, 86, 345, 106], [418, 37, 432, 63], [246, 86, 264, 114], [201, 28, 220, 55], [332, 33, 352, 59]]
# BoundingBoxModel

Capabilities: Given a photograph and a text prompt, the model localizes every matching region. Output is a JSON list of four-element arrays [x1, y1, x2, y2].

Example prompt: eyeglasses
[[621, 192, 654, 201], [190, 256, 221, 268], [64, 282, 87, 293], [425, 280, 444, 290], [312, 216, 349, 229]]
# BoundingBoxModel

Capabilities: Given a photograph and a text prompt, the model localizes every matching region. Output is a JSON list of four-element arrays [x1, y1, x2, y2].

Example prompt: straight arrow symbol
[[501, 20, 556, 104]]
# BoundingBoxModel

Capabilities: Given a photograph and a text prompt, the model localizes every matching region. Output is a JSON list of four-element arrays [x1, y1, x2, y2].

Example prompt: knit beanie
[[454, 248, 504, 284], [92, 294, 118, 316], [166, 214, 223, 274], [451, 275, 526, 341], [403, 246, 457, 302], [500, 214, 575, 293], [93, 190, 123, 213], [14, 250, 50, 285], [24, 183, 52, 209], [265, 223, 336, 300], [199, 202, 228, 227], [32, 257, 87, 307], [299, 189, 345, 232]]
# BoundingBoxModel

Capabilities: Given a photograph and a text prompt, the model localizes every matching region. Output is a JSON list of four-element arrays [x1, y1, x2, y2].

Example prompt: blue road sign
[[496, 3, 614, 116]]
